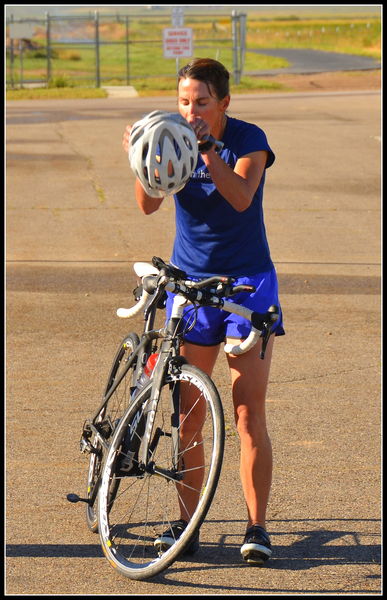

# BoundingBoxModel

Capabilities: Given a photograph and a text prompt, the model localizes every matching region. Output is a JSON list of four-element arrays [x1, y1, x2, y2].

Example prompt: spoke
[[110, 476, 147, 544]]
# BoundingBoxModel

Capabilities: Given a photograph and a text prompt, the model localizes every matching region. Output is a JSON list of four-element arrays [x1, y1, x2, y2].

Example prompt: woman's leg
[[177, 342, 220, 520], [226, 335, 274, 529], [175, 336, 274, 527], [180, 340, 220, 377]]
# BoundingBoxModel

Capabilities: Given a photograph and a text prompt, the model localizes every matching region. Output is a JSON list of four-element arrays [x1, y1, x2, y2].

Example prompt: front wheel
[[98, 363, 224, 580]]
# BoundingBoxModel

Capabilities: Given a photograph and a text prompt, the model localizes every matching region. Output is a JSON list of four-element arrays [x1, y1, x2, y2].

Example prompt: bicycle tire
[[98, 363, 224, 580], [86, 332, 140, 533]]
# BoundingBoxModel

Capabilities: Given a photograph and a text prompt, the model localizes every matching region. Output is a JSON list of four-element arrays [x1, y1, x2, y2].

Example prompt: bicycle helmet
[[128, 110, 198, 197]]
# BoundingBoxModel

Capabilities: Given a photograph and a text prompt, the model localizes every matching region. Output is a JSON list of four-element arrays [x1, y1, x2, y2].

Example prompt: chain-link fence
[[6, 9, 247, 89]]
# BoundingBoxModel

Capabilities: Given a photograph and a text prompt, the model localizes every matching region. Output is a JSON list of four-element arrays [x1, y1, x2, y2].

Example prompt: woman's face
[[178, 77, 229, 138]]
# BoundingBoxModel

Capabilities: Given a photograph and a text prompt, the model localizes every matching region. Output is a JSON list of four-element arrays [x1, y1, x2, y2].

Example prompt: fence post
[[232, 10, 241, 85], [95, 11, 100, 87], [239, 13, 247, 79], [46, 12, 51, 85], [125, 15, 130, 85], [9, 14, 15, 89], [19, 40, 24, 88]]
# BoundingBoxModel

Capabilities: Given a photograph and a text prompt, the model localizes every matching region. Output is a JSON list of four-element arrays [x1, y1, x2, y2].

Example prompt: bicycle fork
[[137, 344, 183, 482]]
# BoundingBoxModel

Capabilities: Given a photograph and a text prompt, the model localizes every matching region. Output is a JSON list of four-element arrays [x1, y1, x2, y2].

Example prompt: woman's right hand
[[122, 124, 132, 153]]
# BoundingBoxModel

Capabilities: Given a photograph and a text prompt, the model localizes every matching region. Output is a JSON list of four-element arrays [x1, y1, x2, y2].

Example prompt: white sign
[[9, 22, 36, 40], [163, 28, 192, 59]]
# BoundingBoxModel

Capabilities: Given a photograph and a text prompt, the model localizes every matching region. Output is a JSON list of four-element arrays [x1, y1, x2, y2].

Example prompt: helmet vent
[[184, 136, 193, 151], [142, 143, 149, 161], [167, 160, 175, 177]]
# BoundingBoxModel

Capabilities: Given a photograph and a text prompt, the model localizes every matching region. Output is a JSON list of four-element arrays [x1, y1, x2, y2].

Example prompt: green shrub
[[57, 49, 82, 61], [26, 48, 59, 59], [48, 74, 73, 88]]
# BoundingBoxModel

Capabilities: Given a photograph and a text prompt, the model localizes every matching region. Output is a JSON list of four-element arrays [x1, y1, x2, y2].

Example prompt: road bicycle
[[68, 256, 279, 580]]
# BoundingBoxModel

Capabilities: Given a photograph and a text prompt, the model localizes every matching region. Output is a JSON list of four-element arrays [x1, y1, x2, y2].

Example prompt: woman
[[123, 58, 284, 566]]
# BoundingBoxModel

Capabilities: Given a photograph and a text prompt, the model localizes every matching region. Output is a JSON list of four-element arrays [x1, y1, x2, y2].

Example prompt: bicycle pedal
[[66, 493, 92, 505]]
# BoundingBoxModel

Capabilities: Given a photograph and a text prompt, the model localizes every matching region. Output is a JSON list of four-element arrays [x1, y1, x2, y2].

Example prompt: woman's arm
[[187, 115, 268, 213], [135, 179, 165, 215], [201, 148, 268, 212]]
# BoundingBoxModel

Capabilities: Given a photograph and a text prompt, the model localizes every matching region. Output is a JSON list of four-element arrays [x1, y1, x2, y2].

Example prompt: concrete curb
[[102, 85, 139, 98]]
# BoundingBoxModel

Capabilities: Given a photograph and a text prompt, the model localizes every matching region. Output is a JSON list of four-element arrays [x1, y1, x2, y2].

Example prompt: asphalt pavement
[[6, 89, 381, 595], [246, 48, 381, 75]]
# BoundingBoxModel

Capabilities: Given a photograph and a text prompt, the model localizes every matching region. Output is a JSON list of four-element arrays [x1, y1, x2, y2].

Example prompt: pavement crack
[[54, 123, 106, 204]]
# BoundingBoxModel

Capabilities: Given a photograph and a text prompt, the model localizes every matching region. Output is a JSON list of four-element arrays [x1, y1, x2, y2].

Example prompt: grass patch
[[6, 43, 289, 84], [6, 77, 288, 100], [135, 74, 289, 96], [245, 18, 381, 59], [231, 76, 289, 94], [6, 87, 107, 100]]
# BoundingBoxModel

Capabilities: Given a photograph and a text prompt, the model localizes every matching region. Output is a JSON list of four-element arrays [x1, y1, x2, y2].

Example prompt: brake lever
[[260, 327, 271, 360], [227, 285, 256, 296], [259, 306, 279, 359], [152, 256, 187, 280]]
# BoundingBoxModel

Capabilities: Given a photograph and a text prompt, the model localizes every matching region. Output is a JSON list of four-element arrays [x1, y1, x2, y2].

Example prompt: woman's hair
[[178, 58, 230, 100]]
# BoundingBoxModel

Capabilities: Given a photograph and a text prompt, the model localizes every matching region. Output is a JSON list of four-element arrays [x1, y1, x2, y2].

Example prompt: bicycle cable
[[174, 303, 200, 340]]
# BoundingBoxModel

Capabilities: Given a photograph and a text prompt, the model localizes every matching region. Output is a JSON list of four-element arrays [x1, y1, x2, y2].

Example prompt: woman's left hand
[[185, 116, 211, 141]]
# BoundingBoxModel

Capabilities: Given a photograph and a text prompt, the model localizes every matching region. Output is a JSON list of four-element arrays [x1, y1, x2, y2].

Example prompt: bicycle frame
[[137, 294, 192, 471]]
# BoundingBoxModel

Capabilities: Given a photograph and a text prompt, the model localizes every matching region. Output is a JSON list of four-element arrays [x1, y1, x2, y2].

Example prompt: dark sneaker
[[240, 525, 272, 565], [154, 519, 200, 555]]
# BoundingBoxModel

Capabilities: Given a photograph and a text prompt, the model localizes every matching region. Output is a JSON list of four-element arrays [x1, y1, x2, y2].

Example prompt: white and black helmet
[[128, 110, 198, 197]]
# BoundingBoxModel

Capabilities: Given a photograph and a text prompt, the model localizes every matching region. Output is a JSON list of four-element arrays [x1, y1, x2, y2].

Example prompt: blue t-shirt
[[171, 116, 275, 277]]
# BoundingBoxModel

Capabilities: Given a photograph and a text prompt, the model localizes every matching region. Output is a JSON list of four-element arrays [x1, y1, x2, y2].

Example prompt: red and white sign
[[163, 28, 193, 58]]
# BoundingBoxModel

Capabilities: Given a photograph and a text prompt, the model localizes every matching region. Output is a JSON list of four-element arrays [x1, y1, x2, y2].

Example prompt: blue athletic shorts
[[165, 267, 285, 347]]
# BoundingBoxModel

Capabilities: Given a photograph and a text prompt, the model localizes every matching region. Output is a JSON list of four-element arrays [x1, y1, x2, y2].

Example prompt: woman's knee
[[234, 406, 268, 442]]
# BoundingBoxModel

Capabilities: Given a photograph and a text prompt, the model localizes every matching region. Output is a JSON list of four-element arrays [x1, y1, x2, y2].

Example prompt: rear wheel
[[85, 332, 140, 533], [98, 363, 224, 580]]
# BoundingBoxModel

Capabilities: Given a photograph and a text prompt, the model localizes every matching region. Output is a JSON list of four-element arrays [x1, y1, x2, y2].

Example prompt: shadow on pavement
[[6, 264, 381, 296], [6, 518, 381, 575]]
